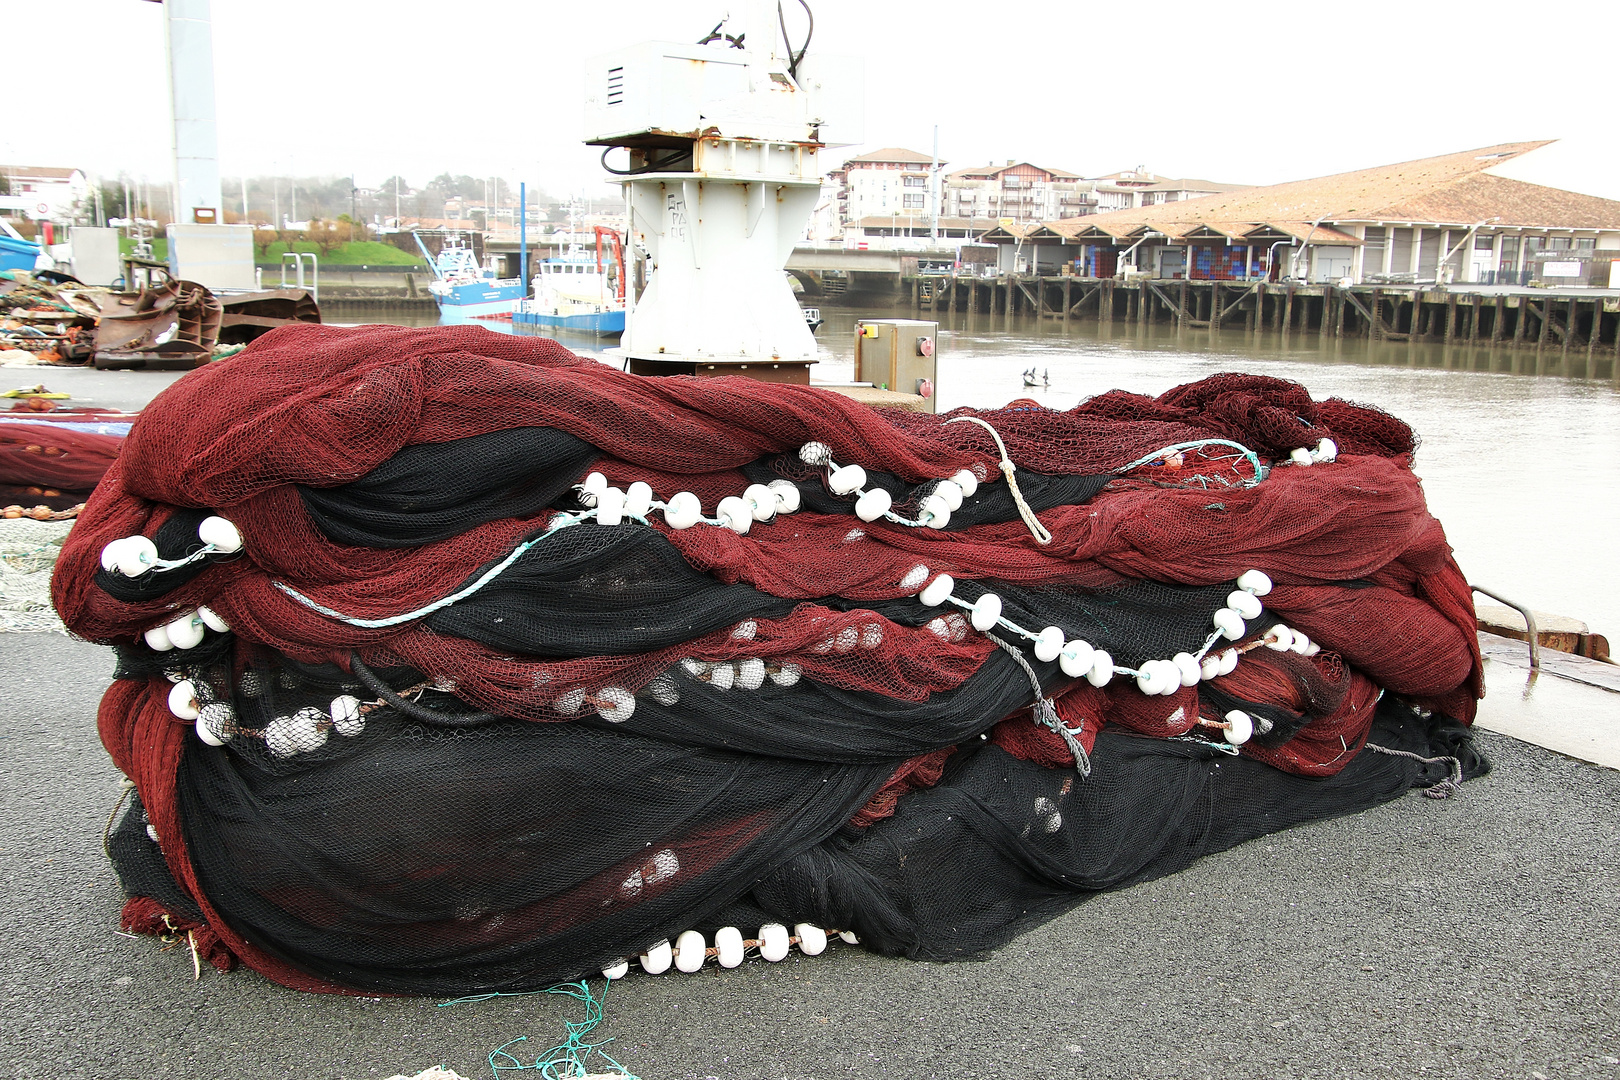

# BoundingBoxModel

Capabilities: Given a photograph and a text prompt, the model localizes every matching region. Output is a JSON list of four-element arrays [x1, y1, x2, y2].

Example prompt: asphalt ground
[[3, 630, 1618, 1080]]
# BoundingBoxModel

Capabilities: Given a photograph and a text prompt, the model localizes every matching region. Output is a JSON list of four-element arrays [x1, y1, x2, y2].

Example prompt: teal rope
[[1115, 439, 1268, 488], [481, 980, 637, 1080], [271, 500, 720, 629], [273, 511, 595, 629]]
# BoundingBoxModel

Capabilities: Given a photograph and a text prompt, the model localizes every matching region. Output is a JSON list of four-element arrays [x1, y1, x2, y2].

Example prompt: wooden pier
[[905, 274, 1620, 381]]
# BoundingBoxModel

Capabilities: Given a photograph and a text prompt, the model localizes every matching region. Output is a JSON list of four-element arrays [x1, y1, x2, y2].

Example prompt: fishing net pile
[[55, 323, 1488, 996], [1, 420, 123, 511]]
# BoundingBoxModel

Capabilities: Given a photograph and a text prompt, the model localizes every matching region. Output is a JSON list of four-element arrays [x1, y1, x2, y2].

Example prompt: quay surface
[[3, 357, 1616, 1080], [3, 631, 1617, 1080]]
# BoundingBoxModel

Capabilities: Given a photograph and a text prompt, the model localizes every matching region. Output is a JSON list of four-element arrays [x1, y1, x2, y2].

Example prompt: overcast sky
[[7, 0, 1619, 203]]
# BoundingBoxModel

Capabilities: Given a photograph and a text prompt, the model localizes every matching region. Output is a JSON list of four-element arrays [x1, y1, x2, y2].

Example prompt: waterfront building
[[0, 165, 89, 223], [810, 152, 1253, 250], [1086, 168, 1249, 213], [1017, 142, 1620, 286], [942, 161, 1092, 224], [822, 147, 939, 241]]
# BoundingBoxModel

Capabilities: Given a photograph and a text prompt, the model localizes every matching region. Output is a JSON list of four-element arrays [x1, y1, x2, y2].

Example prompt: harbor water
[[429, 306, 1620, 642]]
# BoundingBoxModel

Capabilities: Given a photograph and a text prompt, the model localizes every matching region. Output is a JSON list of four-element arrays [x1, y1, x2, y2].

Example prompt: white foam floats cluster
[[569, 444, 980, 539], [99, 516, 243, 579], [798, 440, 980, 528], [548, 650, 804, 724], [167, 673, 370, 757], [576, 472, 800, 536], [913, 567, 1305, 746], [142, 606, 230, 652], [1286, 438, 1339, 467], [917, 571, 1117, 688], [599, 922, 856, 979]]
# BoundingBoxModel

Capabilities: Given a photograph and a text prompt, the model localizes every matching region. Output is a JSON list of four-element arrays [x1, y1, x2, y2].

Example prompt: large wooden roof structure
[[1047, 142, 1620, 244]]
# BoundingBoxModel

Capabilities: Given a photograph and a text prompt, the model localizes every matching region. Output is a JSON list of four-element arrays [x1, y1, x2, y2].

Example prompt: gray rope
[[987, 632, 1089, 778], [1363, 741, 1464, 799]]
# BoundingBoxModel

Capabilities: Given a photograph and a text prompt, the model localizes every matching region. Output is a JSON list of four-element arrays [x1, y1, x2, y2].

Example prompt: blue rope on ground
[[454, 979, 636, 1080]]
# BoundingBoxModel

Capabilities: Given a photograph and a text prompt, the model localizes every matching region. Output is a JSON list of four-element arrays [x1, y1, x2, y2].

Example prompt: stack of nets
[[0, 420, 122, 510], [55, 324, 1487, 996]]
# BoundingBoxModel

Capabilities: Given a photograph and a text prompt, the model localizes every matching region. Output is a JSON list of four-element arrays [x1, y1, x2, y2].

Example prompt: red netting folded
[[0, 421, 122, 494], [59, 324, 1484, 996]]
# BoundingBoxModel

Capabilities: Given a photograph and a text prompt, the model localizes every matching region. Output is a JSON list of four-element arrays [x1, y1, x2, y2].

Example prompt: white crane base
[[616, 161, 820, 371]]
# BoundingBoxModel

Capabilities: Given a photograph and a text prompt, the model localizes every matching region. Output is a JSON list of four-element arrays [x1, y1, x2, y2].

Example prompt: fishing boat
[[512, 226, 626, 336], [802, 306, 823, 333], [414, 231, 525, 320]]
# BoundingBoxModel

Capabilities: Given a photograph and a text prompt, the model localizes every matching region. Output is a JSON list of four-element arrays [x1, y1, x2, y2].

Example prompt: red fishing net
[[0, 421, 122, 508], [58, 324, 1486, 995]]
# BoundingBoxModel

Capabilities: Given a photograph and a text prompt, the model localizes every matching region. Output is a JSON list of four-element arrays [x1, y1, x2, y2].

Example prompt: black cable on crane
[[778, 0, 814, 79], [599, 147, 691, 176]]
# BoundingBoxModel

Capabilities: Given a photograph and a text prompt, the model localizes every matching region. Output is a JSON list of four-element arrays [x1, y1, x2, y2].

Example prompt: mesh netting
[[0, 517, 72, 632], [57, 324, 1486, 995], [0, 421, 121, 508]]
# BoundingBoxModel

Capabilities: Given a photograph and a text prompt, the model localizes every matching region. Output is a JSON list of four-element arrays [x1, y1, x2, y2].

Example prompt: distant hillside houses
[[977, 142, 1620, 287]]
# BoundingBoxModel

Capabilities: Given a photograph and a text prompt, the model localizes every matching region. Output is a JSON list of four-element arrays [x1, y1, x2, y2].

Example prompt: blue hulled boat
[[511, 226, 626, 336], [415, 231, 525, 320]]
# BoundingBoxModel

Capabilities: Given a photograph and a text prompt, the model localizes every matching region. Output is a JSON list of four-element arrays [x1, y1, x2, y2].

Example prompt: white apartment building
[[826, 147, 938, 231], [943, 162, 1092, 224], [1088, 168, 1249, 212]]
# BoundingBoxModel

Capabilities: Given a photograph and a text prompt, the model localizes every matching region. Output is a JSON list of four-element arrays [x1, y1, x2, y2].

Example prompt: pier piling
[[914, 274, 1614, 378]]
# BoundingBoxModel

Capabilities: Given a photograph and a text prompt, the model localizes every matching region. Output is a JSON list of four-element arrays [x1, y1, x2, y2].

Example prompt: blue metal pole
[[519, 183, 528, 297]]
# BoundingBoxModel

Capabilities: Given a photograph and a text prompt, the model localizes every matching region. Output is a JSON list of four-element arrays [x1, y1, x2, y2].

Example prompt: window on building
[[1498, 235, 1521, 278], [903, 176, 926, 188], [1548, 236, 1572, 251], [902, 193, 925, 209], [1575, 237, 1595, 252], [1363, 227, 1386, 274]]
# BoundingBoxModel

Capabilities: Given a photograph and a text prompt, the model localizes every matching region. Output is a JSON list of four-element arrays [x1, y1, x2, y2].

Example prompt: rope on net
[[944, 415, 1053, 545], [1115, 439, 1269, 489], [987, 630, 1090, 777], [1363, 741, 1464, 799], [272, 511, 595, 628]]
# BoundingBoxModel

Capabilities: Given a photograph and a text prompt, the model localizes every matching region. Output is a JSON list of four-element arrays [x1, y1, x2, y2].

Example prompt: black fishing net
[[62, 325, 1487, 996]]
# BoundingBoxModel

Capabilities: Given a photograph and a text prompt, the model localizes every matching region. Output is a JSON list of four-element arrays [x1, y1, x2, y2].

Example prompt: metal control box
[[854, 319, 938, 412], [582, 42, 863, 149]]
